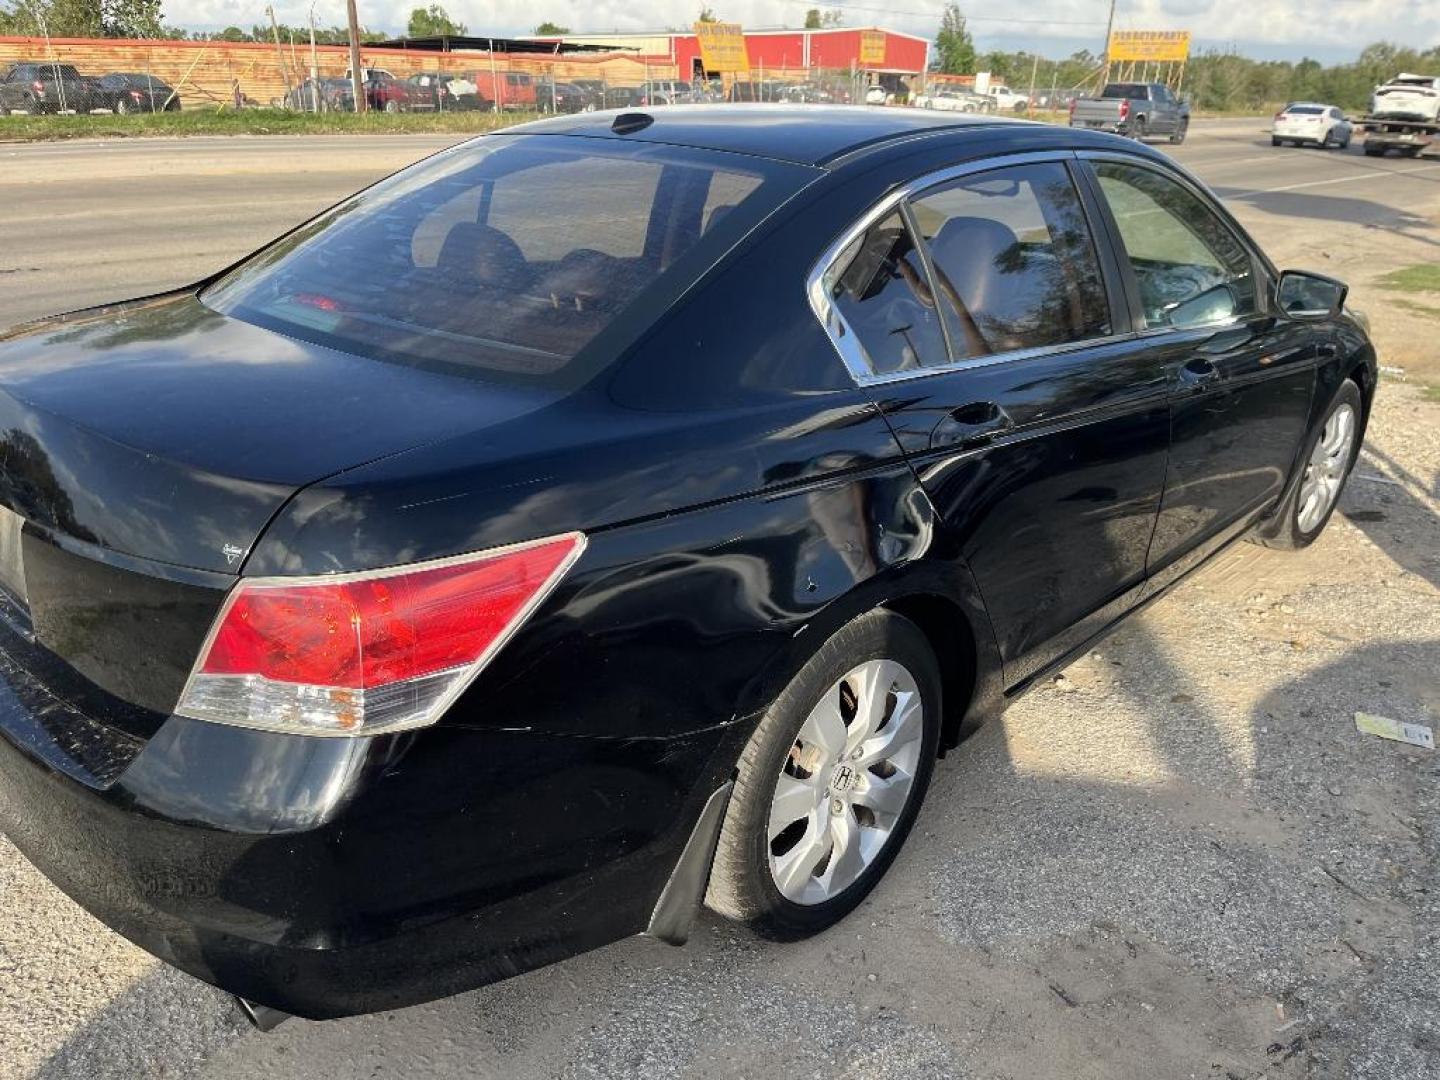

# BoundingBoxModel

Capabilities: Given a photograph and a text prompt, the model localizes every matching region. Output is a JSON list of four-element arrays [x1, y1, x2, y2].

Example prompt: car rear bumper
[[0, 650, 734, 1018]]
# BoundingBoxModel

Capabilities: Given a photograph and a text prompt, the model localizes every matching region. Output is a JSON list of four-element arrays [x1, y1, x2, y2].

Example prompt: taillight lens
[[177, 533, 585, 736], [1119, 99, 1130, 120]]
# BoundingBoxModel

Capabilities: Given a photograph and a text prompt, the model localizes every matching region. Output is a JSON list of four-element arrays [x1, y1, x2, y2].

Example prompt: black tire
[[1400, 145, 1423, 158], [114, 97, 132, 115], [1271, 135, 1282, 146], [1170, 120, 1188, 144], [1131, 117, 1147, 142], [1364, 143, 1386, 157], [706, 609, 941, 940], [1250, 379, 1363, 551]]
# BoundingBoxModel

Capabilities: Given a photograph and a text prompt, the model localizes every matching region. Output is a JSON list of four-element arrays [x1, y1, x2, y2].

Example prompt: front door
[[1081, 157, 1317, 589], [818, 156, 1172, 688]]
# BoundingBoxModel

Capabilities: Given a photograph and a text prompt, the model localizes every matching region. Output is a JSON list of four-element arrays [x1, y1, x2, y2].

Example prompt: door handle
[[1178, 358, 1221, 391], [930, 401, 1014, 450]]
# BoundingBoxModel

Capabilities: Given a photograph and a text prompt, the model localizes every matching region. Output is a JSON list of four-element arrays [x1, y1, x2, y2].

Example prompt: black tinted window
[[204, 136, 805, 386], [909, 162, 1111, 358], [1103, 84, 1146, 99], [1093, 161, 1256, 329], [823, 211, 949, 375]]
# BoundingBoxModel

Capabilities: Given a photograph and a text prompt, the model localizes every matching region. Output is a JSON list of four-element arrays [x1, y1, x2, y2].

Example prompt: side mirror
[[1277, 270, 1347, 319]]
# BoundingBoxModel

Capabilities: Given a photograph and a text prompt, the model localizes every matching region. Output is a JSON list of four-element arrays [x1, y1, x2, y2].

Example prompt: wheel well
[[1345, 365, 1374, 437], [882, 593, 978, 752]]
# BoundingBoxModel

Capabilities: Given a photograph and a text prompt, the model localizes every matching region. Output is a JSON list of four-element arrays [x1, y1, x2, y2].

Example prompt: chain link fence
[[0, 36, 974, 119]]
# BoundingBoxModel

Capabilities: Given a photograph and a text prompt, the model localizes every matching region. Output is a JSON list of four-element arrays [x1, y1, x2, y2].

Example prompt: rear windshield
[[1286, 105, 1324, 114], [204, 135, 809, 386], [1101, 84, 1147, 99]]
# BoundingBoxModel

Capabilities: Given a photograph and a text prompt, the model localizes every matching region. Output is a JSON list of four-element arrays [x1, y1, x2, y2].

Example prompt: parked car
[[0, 61, 93, 114], [639, 79, 695, 106], [601, 84, 644, 109], [284, 77, 351, 112], [1069, 81, 1190, 143], [924, 90, 994, 114], [404, 73, 482, 112], [462, 69, 536, 110], [0, 107, 1374, 1024], [864, 84, 889, 105], [728, 80, 788, 103], [536, 81, 592, 114], [91, 72, 180, 113], [362, 70, 411, 113], [1272, 103, 1352, 148]]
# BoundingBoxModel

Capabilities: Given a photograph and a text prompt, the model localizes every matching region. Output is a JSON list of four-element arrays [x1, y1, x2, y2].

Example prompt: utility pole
[[267, 5, 293, 97], [1100, 0, 1117, 86], [347, 0, 366, 112], [309, 2, 320, 112]]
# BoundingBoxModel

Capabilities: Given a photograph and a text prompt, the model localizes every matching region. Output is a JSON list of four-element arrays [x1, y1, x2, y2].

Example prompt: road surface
[[1, 118, 1438, 1080]]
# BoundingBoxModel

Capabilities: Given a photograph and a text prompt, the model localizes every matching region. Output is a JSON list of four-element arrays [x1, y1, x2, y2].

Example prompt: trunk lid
[[0, 292, 552, 574]]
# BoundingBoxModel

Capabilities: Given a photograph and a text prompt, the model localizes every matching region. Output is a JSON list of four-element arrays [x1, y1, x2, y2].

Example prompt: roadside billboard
[[1107, 30, 1191, 63], [694, 21, 749, 75], [859, 30, 886, 67]]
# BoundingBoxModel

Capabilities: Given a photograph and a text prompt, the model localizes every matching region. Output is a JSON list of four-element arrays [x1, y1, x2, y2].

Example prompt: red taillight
[[1118, 99, 1130, 120], [32, 80, 42, 92], [177, 533, 585, 735], [131, 90, 143, 101]]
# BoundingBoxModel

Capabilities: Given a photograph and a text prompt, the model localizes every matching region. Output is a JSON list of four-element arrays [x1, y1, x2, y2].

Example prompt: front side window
[[909, 161, 1112, 358], [1093, 160, 1257, 329], [822, 210, 949, 375], [204, 136, 807, 386]]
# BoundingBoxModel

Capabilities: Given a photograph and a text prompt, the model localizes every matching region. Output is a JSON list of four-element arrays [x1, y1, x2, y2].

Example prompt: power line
[[798, 1, 1107, 25]]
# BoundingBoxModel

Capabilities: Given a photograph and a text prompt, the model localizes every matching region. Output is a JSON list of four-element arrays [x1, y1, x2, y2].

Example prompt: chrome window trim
[[806, 149, 1133, 388]]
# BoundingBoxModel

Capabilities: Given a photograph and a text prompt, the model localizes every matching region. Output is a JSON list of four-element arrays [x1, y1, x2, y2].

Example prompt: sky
[[170, 0, 1438, 64]]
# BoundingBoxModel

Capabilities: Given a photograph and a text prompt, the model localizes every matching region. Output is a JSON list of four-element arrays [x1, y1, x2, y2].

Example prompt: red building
[[542, 27, 930, 79]]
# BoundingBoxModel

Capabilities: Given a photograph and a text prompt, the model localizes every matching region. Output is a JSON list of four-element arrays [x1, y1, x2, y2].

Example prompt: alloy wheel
[[767, 658, 924, 906], [1297, 401, 1356, 533]]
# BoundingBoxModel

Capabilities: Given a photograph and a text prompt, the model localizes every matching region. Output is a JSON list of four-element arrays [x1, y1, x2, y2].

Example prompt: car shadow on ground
[[1344, 442, 1440, 591]]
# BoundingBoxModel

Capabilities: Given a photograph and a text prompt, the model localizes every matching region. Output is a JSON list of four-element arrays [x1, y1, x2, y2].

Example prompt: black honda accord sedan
[[0, 107, 1374, 1022]]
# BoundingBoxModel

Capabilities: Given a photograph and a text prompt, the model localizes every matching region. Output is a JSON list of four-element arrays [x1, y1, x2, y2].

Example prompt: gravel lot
[[1, 119, 1437, 1079]]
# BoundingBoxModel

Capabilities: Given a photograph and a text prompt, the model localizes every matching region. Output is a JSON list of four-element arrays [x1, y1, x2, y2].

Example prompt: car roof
[[515, 104, 1026, 167]]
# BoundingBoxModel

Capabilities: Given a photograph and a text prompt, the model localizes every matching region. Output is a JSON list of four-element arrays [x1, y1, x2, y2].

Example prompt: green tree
[[104, 0, 163, 37], [934, 4, 976, 75], [533, 21, 569, 35], [214, 24, 249, 41], [406, 3, 465, 38], [804, 7, 821, 28], [697, 7, 718, 23]]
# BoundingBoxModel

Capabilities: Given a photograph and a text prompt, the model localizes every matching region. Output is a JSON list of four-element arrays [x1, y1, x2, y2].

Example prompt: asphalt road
[[3, 118, 1440, 328], [1, 119, 1438, 1080]]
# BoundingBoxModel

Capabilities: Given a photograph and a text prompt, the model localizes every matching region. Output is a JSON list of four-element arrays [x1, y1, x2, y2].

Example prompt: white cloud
[[168, 0, 1440, 58]]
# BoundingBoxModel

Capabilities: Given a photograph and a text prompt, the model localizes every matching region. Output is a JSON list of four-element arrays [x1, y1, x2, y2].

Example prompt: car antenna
[[611, 112, 654, 135]]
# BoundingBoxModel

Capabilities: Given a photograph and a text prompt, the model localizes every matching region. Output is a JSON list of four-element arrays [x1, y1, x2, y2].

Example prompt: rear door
[[813, 153, 1173, 688], [1078, 153, 1316, 591]]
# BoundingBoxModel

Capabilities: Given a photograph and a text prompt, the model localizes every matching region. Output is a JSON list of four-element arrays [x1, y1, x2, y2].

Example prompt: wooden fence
[[0, 36, 677, 108]]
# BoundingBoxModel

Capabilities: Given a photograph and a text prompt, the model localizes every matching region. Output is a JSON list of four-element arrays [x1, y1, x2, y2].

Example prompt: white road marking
[[1226, 164, 1436, 195]]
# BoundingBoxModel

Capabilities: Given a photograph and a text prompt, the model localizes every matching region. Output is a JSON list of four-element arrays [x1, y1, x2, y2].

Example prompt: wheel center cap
[[830, 762, 858, 794]]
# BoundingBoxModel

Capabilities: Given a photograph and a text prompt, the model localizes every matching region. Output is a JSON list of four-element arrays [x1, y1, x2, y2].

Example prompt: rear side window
[[822, 210, 949, 375], [1288, 105, 1324, 114], [909, 161, 1111, 357], [1092, 161, 1256, 329], [1102, 84, 1146, 99], [203, 136, 808, 386]]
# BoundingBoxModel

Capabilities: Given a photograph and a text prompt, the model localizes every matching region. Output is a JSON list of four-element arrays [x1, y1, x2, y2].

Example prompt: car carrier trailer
[[1360, 115, 1438, 157]]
